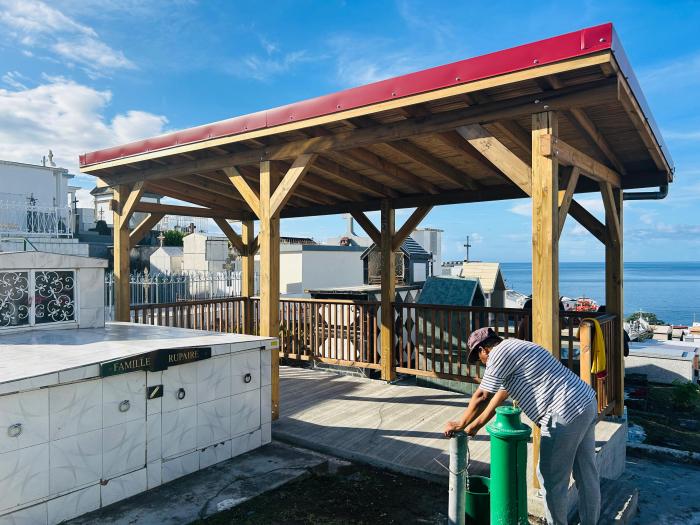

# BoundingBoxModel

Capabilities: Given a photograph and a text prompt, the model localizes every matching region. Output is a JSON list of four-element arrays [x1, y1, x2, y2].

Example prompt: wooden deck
[[273, 366, 626, 491], [273, 366, 493, 482]]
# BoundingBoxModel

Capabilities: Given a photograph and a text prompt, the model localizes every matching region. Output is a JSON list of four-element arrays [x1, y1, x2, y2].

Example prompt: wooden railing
[[129, 298, 619, 415], [393, 304, 530, 382], [132, 297, 248, 333]]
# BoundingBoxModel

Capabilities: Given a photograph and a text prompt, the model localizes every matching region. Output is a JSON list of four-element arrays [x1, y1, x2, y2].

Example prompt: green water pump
[[486, 406, 532, 524]]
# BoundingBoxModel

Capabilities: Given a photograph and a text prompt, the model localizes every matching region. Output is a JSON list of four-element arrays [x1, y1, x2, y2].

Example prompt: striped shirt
[[479, 338, 595, 425]]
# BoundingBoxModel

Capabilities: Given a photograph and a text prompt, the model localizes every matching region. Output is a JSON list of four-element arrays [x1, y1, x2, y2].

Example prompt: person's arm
[[443, 387, 491, 437], [464, 389, 509, 436]]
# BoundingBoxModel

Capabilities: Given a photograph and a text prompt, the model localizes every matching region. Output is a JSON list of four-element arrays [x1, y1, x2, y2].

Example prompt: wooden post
[[113, 184, 131, 322], [605, 188, 624, 416], [241, 218, 255, 334], [260, 161, 282, 419], [530, 111, 559, 488], [380, 199, 396, 382]]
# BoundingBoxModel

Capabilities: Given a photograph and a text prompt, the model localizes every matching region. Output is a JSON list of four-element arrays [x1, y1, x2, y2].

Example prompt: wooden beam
[[148, 180, 245, 212], [241, 219, 255, 333], [119, 181, 145, 228], [392, 206, 432, 251], [604, 187, 624, 416], [223, 166, 261, 218], [491, 121, 531, 153], [248, 235, 259, 256], [380, 199, 396, 382], [103, 79, 618, 184], [434, 130, 497, 178], [600, 182, 621, 246], [270, 154, 316, 217], [540, 134, 621, 188], [260, 160, 282, 420], [213, 218, 246, 255], [457, 125, 532, 194], [350, 211, 381, 245], [133, 202, 231, 219], [113, 184, 131, 322], [557, 167, 580, 238], [383, 140, 479, 189], [568, 200, 608, 245], [129, 213, 164, 248]]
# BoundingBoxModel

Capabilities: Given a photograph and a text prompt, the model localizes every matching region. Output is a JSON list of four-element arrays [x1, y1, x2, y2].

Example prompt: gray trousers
[[537, 399, 600, 525]]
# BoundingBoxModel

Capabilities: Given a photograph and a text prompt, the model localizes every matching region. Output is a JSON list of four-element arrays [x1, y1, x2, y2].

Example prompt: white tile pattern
[[162, 365, 197, 412], [46, 484, 99, 525], [199, 440, 232, 470], [161, 451, 198, 484], [0, 502, 47, 525], [196, 356, 231, 404], [49, 430, 101, 496], [231, 351, 260, 395], [197, 397, 231, 449], [260, 348, 272, 387], [100, 468, 147, 507], [0, 443, 49, 512], [161, 406, 196, 460], [146, 460, 161, 489], [231, 390, 261, 437], [146, 414, 162, 463], [231, 429, 261, 459], [102, 373, 146, 427], [102, 420, 146, 480], [0, 389, 49, 453], [49, 381, 101, 440]]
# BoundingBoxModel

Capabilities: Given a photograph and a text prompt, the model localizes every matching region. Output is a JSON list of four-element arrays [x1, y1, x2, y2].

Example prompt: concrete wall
[[182, 234, 228, 273], [0, 238, 89, 256], [625, 355, 695, 383], [150, 249, 183, 274], [280, 251, 304, 294]]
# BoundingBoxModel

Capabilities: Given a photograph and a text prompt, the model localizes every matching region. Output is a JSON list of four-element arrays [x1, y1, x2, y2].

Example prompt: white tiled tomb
[[0, 323, 275, 524]]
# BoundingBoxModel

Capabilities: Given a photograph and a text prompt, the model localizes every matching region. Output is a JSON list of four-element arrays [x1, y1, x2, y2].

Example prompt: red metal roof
[[79, 23, 670, 172]]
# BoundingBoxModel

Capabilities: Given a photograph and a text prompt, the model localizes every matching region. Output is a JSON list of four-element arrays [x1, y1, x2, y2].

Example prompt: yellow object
[[583, 318, 607, 377]]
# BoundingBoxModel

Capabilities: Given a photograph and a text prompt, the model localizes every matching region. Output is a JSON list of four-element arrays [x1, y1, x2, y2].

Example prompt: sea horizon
[[496, 261, 700, 326]]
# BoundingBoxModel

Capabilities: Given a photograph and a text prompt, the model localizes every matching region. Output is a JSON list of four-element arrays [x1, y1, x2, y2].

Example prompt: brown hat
[[467, 327, 498, 363]]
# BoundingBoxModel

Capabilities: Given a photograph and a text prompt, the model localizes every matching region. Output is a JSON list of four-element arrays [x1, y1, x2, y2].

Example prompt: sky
[[0, 0, 699, 263]]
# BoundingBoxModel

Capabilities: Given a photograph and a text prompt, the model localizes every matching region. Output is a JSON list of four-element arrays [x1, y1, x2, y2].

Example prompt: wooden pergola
[[81, 23, 672, 442]]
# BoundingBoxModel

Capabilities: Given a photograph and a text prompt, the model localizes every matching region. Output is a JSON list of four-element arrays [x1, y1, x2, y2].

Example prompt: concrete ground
[[623, 455, 700, 525], [66, 443, 329, 525]]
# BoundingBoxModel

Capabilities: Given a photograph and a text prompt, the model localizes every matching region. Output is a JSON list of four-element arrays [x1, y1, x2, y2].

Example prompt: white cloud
[[640, 51, 700, 93], [1, 71, 28, 90], [662, 129, 700, 142], [0, 76, 168, 177], [0, 0, 135, 76], [509, 202, 531, 217], [237, 50, 313, 82], [74, 188, 94, 208]]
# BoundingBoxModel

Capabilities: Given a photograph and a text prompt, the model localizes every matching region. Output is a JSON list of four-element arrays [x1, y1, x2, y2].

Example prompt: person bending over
[[443, 327, 600, 525]]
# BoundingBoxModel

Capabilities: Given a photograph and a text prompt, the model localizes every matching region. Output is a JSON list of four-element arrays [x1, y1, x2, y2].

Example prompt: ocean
[[500, 262, 700, 326]]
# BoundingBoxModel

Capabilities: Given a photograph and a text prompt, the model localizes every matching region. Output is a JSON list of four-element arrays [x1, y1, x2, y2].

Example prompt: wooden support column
[[260, 161, 282, 419], [531, 111, 560, 489], [380, 199, 396, 382], [603, 186, 624, 416], [241, 219, 255, 334], [113, 184, 131, 322]]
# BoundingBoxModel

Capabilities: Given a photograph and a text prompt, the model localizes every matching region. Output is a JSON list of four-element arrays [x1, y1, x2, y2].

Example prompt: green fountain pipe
[[486, 406, 532, 525]]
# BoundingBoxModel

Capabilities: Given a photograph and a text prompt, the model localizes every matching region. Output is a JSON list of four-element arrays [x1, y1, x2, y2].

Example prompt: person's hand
[[465, 420, 481, 437], [443, 420, 462, 438]]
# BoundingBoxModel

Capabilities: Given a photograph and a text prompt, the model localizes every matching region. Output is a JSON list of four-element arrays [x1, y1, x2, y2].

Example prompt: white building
[[91, 186, 163, 228], [150, 246, 184, 274], [627, 341, 699, 384], [410, 227, 442, 275], [182, 232, 229, 273], [326, 215, 372, 247], [279, 244, 365, 295], [0, 157, 90, 256]]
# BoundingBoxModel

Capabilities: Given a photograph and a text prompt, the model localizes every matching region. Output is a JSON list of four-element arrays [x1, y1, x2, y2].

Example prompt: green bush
[[670, 380, 700, 411], [626, 311, 666, 325], [163, 230, 185, 246]]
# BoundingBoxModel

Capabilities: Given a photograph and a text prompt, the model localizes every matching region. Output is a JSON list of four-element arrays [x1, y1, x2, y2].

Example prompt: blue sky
[[0, 0, 698, 262]]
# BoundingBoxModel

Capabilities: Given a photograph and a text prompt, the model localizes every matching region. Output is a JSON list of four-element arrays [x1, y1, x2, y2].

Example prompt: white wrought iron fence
[[0, 202, 73, 238], [105, 270, 259, 320]]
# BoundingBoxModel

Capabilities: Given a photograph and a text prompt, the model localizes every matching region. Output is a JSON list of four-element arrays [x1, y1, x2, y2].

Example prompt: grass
[[194, 463, 447, 524]]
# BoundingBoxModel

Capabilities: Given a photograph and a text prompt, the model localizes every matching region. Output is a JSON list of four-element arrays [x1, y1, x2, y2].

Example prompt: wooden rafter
[[383, 140, 479, 190], [392, 206, 432, 251], [102, 79, 617, 184], [147, 180, 244, 213], [248, 236, 259, 255], [557, 167, 580, 238], [223, 166, 261, 218], [545, 75, 626, 175], [343, 148, 440, 195], [129, 213, 164, 249], [312, 156, 396, 198], [540, 134, 621, 188], [457, 125, 531, 194], [350, 211, 381, 245], [270, 154, 317, 217], [133, 202, 231, 218], [213, 218, 247, 255]]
